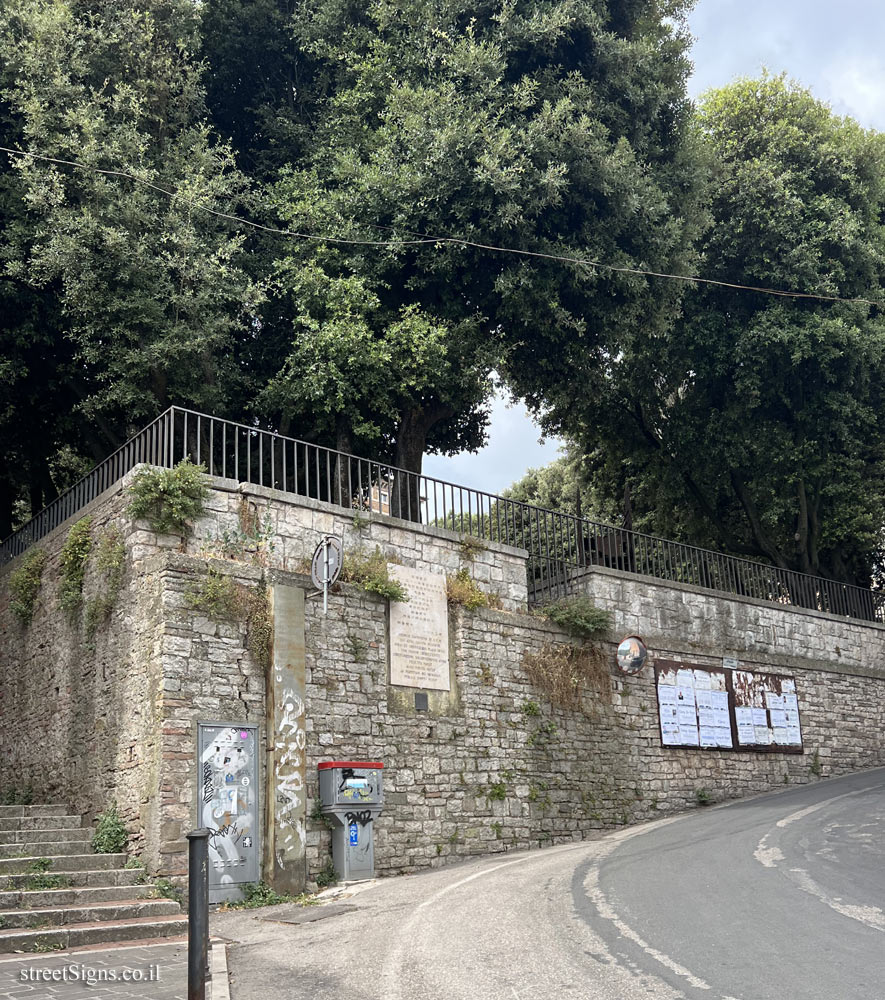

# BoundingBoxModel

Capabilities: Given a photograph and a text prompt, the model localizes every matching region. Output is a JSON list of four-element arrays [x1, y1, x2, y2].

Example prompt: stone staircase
[[0, 804, 187, 952]]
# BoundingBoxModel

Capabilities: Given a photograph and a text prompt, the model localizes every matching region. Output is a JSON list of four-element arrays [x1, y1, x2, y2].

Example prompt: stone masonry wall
[[0, 485, 165, 862], [3, 470, 885, 889], [300, 585, 885, 881]]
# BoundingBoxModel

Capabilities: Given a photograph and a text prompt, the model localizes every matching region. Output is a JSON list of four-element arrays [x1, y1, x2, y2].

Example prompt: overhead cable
[[1, 144, 881, 307]]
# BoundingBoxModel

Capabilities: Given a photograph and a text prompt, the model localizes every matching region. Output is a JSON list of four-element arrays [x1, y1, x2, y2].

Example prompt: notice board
[[655, 659, 803, 754]]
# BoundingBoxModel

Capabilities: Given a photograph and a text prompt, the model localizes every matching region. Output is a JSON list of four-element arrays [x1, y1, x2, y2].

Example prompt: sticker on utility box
[[349, 824, 359, 846]]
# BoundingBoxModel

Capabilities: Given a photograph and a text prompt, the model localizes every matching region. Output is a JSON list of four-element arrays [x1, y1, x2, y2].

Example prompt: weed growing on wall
[[244, 581, 274, 670], [92, 802, 127, 854], [205, 497, 276, 564], [185, 567, 274, 669], [128, 460, 208, 535], [458, 535, 488, 561], [0, 786, 34, 805], [539, 596, 613, 640], [487, 782, 508, 801], [315, 858, 338, 888], [8, 549, 47, 628], [58, 517, 93, 621], [186, 566, 241, 620], [84, 529, 126, 639], [347, 634, 369, 663], [522, 642, 611, 712], [152, 878, 183, 903], [342, 547, 409, 602], [446, 568, 489, 610]]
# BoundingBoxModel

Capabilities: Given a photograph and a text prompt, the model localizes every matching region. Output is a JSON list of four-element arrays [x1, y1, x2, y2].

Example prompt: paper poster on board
[[656, 661, 799, 753]]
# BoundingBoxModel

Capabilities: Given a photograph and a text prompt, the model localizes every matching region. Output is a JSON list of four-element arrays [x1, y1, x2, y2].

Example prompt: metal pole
[[323, 535, 330, 614], [186, 828, 210, 1000]]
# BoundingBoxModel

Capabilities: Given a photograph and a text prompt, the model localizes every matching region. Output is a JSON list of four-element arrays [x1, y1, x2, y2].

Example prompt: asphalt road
[[214, 767, 885, 1000]]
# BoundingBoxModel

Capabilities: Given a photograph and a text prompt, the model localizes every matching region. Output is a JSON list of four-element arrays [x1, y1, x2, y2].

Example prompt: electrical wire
[[1, 144, 881, 307]]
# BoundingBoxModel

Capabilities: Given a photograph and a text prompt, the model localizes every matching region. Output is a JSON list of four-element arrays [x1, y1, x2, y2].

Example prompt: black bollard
[[186, 828, 210, 1000]]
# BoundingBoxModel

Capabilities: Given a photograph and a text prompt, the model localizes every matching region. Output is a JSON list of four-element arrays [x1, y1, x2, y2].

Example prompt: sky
[[425, 0, 885, 496]]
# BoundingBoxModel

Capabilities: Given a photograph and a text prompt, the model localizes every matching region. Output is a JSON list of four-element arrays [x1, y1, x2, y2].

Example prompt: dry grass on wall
[[522, 642, 612, 713]]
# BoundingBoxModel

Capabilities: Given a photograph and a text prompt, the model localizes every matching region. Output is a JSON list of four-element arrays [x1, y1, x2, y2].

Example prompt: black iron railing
[[1, 406, 882, 623]]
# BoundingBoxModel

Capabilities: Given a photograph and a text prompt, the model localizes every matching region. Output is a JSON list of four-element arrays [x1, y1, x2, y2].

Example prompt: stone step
[[0, 868, 144, 892], [0, 883, 157, 910], [0, 806, 70, 818], [0, 853, 125, 875], [0, 827, 90, 845], [0, 814, 81, 832], [0, 839, 92, 859], [0, 914, 189, 953], [0, 898, 180, 929]]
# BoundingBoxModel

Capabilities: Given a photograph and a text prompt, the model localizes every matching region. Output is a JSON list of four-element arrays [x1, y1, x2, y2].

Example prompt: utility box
[[317, 761, 384, 881]]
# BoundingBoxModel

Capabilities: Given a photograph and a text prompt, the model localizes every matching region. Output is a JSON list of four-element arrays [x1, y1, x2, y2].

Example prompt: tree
[[559, 76, 885, 586], [0, 0, 256, 532], [209, 0, 706, 488]]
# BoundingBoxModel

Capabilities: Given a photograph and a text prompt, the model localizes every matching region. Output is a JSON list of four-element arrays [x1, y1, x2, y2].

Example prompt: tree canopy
[[556, 75, 885, 586], [0, 0, 255, 534], [197, 0, 705, 476], [2, 4, 884, 589]]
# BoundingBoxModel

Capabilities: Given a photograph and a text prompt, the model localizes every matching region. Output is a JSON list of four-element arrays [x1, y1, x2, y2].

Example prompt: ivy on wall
[[59, 517, 93, 621], [8, 548, 47, 628]]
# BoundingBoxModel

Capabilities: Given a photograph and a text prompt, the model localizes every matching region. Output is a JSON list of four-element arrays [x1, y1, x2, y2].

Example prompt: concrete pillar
[[265, 584, 307, 894]]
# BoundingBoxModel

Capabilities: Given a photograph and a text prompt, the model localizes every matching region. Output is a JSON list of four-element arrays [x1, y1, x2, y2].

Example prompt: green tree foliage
[[0, 0, 257, 534], [203, 0, 705, 481], [562, 76, 885, 585], [504, 443, 624, 525]]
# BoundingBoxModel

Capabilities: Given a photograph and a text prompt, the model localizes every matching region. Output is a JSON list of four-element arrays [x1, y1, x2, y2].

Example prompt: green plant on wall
[[92, 802, 127, 854], [315, 858, 338, 888], [458, 535, 488, 561], [184, 567, 273, 669], [540, 596, 613, 640], [341, 547, 409, 602], [0, 787, 34, 805], [446, 568, 488, 610], [244, 582, 274, 670], [186, 566, 241, 620], [58, 517, 93, 621], [128, 460, 208, 535], [205, 496, 276, 564], [84, 529, 126, 639], [8, 548, 47, 628], [487, 782, 508, 802]]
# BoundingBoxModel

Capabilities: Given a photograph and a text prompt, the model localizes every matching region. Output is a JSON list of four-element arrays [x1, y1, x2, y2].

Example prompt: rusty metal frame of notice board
[[654, 659, 804, 755]]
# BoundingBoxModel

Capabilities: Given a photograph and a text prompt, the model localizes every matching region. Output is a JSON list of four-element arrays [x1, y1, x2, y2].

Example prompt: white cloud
[[422, 392, 563, 495]]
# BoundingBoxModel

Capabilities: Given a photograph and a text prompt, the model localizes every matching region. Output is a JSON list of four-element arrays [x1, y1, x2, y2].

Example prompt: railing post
[[186, 828, 210, 1000]]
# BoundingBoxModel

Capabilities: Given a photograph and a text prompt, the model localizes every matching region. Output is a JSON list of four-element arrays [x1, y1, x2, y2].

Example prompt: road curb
[[210, 940, 231, 1000]]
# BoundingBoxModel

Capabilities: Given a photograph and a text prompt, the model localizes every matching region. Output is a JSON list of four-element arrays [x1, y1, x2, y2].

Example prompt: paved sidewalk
[[0, 940, 187, 999]]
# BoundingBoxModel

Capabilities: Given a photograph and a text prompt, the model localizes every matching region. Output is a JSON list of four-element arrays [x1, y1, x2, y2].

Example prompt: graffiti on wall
[[274, 680, 306, 869], [198, 724, 259, 894]]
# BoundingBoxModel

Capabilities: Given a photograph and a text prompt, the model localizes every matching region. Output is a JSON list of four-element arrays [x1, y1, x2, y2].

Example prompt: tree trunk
[[392, 408, 428, 522], [334, 417, 355, 509]]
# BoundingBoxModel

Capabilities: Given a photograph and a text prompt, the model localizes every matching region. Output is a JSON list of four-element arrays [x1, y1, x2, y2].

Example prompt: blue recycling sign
[[349, 823, 359, 846]]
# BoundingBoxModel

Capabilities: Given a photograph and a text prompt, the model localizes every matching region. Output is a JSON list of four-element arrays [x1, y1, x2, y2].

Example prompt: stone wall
[[300, 586, 885, 882], [3, 470, 885, 890], [0, 485, 164, 860]]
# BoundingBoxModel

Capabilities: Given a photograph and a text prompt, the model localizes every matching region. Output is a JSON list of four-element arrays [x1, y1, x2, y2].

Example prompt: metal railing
[[1, 406, 882, 623]]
